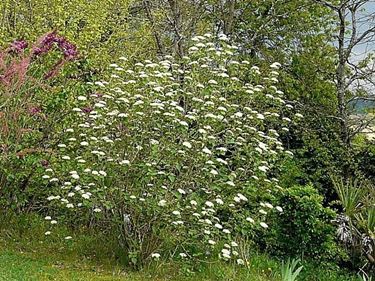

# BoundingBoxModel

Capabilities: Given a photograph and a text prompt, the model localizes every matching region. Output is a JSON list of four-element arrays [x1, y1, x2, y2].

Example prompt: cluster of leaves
[[261, 185, 340, 261], [331, 176, 375, 267], [41, 34, 303, 266]]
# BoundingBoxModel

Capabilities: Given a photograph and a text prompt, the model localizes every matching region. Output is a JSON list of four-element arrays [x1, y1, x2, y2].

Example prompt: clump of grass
[[281, 258, 303, 281]]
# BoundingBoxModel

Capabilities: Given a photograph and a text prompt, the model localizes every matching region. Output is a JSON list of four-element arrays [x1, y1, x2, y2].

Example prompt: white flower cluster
[[43, 34, 300, 263]]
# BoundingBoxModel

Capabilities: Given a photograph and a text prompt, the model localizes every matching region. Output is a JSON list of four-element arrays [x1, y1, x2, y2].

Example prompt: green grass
[[0, 212, 360, 281]]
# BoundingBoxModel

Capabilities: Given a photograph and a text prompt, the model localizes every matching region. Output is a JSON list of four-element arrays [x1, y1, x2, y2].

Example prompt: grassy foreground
[[0, 213, 359, 281]]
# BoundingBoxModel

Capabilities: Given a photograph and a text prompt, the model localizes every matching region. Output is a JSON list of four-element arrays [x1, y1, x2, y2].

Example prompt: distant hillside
[[349, 98, 375, 114]]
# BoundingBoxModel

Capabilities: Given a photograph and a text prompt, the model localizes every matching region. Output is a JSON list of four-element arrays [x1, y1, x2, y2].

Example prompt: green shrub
[[262, 184, 340, 261]]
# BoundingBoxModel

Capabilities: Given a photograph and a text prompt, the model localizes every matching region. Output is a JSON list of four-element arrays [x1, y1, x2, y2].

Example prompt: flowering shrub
[[0, 32, 77, 209], [43, 34, 302, 266]]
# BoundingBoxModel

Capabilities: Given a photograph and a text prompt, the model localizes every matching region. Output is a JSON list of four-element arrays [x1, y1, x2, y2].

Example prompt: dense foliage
[[0, 0, 374, 279]]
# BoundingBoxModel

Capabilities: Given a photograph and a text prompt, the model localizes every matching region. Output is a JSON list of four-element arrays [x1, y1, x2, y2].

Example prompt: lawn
[[0, 213, 359, 281]]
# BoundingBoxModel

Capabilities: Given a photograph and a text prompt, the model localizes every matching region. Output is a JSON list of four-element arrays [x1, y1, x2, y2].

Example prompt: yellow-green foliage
[[0, 0, 141, 69]]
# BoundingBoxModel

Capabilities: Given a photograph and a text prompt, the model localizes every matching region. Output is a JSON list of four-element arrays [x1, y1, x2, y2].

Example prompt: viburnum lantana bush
[[42, 34, 303, 266]]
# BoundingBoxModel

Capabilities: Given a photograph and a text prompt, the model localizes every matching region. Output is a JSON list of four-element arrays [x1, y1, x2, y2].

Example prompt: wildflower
[[65, 236, 72, 240], [50, 220, 57, 224], [44, 231, 51, 236], [45, 216, 52, 220], [208, 240, 216, 245]]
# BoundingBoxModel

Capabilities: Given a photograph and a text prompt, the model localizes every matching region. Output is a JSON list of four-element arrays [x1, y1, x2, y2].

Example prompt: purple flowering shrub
[[0, 32, 78, 210], [0, 31, 78, 93]]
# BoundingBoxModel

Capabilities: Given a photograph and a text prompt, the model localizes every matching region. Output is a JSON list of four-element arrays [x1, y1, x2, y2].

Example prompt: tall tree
[[315, 0, 375, 144]]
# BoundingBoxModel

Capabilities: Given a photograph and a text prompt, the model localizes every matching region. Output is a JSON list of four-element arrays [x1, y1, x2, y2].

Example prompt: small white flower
[[80, 141, 89, 146], [177, 188, 186, 195], [65, 236, 72, 240], [260, 222, 269, 229], [226, 181, 235, 187], [50, 220, 57, 225], [215, 223, 223, 229], [42, 175, 50, 179], [210, 169, 218, 175], [182, 141, 192, 149], [158, 200, 167, 207], [151, 253, 160, 259], [77, 96, 87, 101], [202, 147, 212, 155], [246, 217, 255, 223], [205, 201, 214, 208], [82, 193, 90, 199], [45, 231, 51, 236], [45, 216, 52, 220], [215, 198, 224, 205], [93, 208, 102, 213], [237, 193, 248, 202], [208, 239, 216, 245], [276, 206, 283, 212], [179, 253, 187, 258], [258, 165, 269, 173], [295, 113, 304, 118], [265, 203, 274, 209], [237, 259, 245, 265], [172, 210, 180, 216]]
